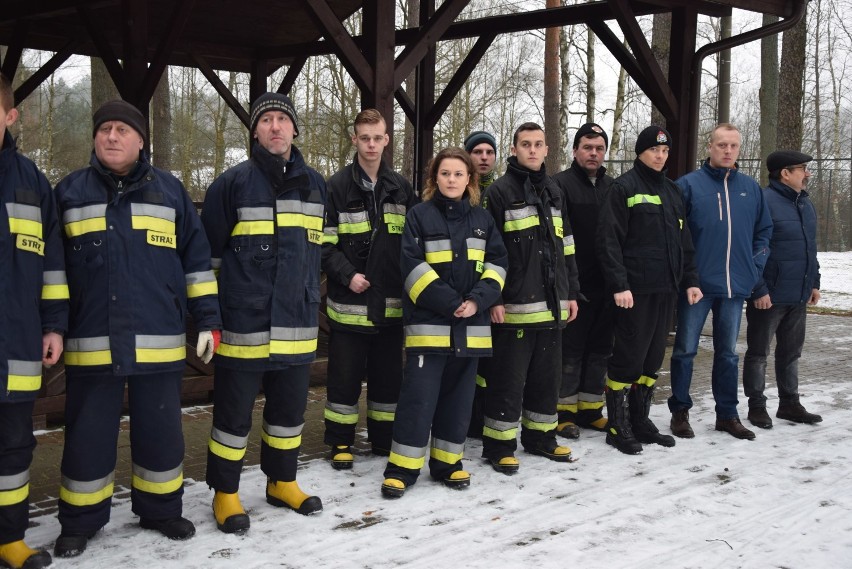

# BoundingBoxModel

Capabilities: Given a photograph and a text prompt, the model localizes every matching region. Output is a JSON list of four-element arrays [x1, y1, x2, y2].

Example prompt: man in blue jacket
[[743, 151, 822, 429], [668, 123, 773, 441]]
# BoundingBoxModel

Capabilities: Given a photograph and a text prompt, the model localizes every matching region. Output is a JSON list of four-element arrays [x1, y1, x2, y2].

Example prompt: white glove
[[196, 330, 216, 364]]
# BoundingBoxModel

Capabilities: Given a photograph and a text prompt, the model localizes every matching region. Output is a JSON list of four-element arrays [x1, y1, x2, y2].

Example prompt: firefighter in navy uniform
[[322, 109, 418, 469], [202, 92, 327, 534], [480, 122, 579, 475], [0, 73, 68, 569], [551, 123, 615, 439], [53, 101, 222, 558], [381, 147, 507, 498]]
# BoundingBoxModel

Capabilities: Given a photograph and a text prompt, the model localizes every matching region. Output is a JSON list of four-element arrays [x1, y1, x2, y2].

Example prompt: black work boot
[[747, 406, 773, 429], [604, 387, 642, 455], [777, 401, 823, 424], [629, 384, 675, 447]]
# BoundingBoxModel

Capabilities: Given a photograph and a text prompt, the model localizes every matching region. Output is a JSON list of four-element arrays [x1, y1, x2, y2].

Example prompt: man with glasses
[[742, 151, 822, 428]]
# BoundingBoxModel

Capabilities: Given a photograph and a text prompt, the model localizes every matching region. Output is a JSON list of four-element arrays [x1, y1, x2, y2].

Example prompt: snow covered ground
[[25, 251, 852, 568]]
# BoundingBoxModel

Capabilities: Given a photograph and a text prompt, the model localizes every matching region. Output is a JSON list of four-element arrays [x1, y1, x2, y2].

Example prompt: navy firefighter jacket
[[54, 151, 221, 377], [1, 131, 69, 402], [401, 192, 508, 357]]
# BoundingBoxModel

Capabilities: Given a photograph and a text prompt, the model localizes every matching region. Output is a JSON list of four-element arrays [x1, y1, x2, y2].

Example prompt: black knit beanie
[[93, 100, 148, 144], [573, 122, 608, 149], [464, 131, 497, 154], [250, 92, 299, 137], [635, 125, 672, 155]]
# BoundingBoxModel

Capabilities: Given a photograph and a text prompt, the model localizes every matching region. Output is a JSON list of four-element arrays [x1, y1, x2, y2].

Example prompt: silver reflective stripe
[[277, 199, 324, 217], [504, 206, 537, 220], [390, 441, 428, 459], [210, 427, 249, 449], [431, 437, 464, 455], [43, 270, 68, 285], [367, 401, 397, 413], [550, 207, 561, 217], [5, 203, 41, 222], [324, 226, 338, 236], [135, 334, 185, 349], [132, 463, 182, 483], [222, 330, 270, 345], [130, 203, 175, 221], [326, 402, 358, 415], [65, 336, 110, 352], [505, 301, 549, 314], [63, 204, 107, 224], [263, 420, 303, 438], [564, 235, 575, 246], [186, 270, 216, 285], [211, 258, 222, 270], [385, 298, 402, 309], [327, 299, 368, 315], [62, 472, 114, 493], [383, 203, 406, 215], [484, 417, 518, 432], [237, 207, 274, 221], [338, 211, 369, 224], [404, 262, 433, 292], [466, 326, 491, 338], [560, 300, 570, 310], [271, 327, 317, 341], [482, 263, 507, 280], [466, 237, 486, 250], [405, 324, 451, 336], [523, 409, 557, 424], [0, 471, 29, 491], [424, 239, 451, 252], [7, 360, 42, 376], [579, 392, 604, 403], [558, 395, 579, 406]]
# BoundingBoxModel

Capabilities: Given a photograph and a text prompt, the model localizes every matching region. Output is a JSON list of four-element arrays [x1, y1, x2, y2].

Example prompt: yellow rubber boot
[[0, 540, 52, 569], [212, 491, 250, 534], [489, 456, 520, 475], [441, 470, 471, 490], [266, 480, 322, 515], [380, 478, 406, 498], [330, 446, 354, 470]]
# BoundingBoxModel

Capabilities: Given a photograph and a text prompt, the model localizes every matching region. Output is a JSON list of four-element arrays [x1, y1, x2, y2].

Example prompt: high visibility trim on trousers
[[130, 203, 176, 235], [326, 299, 373, 327], [322, 226, 339, 245], [424, 239, 453, 264], [5, 202, 43, 238], [270, 327, 318, 356], [0, 472, 29, 507], [503, 301, 554, 325], [367, 401, 396, 422], [475, 374, 487, 388], [42, 270, 70, 300], [64, 336, 112, 366], [276, 199, 324, 231], [405, 262, 440, 303], [135, 334, 186, 363], [563, 234, 576, 256], [231, 206, 275, 236], [63, 204, 107, 237], [521, 409, 558, 432], [5, 360, 42, 391], [208, 427, 249, 461], [466, 237, 486, 262], [186, 270, 218, 298], [430, 438, 464, 465], [337, 210, 370, 234], [59, 473, 114, 507], [324, 402, 359, 425], [579, 392, 605, 410], [626, 194, 662, 208], [637, 375, 656, 387], [388, 441, 427, 470], [218, 330, 270, 359], [466, 326, 492, 350], [557, 394, 578, 413], [606, 377, 632, 391], [503, 206, 539, 233], [261, 420, 303, 450], [131, 463, 183, 495], [480, 262, 507, 289], [385, 298, 403, 319], [483, 417, 518, 441], [404, 324, 451, 349]]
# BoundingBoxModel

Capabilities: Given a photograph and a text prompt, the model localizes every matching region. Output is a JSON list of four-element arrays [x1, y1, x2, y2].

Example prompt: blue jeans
[[668, 295, 745, 419]]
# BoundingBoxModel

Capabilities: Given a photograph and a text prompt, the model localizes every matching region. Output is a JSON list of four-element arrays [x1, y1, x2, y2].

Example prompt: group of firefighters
[[1, 75, 822, 568]]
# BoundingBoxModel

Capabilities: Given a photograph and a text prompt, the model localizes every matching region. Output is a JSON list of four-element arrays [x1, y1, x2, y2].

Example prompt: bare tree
[[650, 13, 671, 127], [778, 11, 807, 150], [543, 0, 562, 173], [152, 71, 172, 171], [759, 15, 779, 186]]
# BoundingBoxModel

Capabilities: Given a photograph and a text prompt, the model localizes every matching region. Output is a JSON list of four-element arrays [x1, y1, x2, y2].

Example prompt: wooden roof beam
[[138, 0, 196, 104], [1, 21, 28, 81], [304, 0, 373, 96], [13, 39, 76, 104]]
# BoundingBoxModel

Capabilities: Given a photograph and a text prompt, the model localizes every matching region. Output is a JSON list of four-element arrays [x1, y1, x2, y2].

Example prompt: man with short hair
[[464, 130, 498, 193], [743, 150, 822, 428], [480, 122, 579, 474], [322, 108, 417, 469], [202, 92, 326, 534], [53, 100, 221, 558], [552, 123, 615, 439], [668, 123, 773, 441]]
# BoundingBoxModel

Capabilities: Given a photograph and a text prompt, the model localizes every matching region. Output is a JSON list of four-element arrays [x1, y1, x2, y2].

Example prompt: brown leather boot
[[670, 409, 695, 438], [715, 417, 756, 440], [777, 402, 823, 424]]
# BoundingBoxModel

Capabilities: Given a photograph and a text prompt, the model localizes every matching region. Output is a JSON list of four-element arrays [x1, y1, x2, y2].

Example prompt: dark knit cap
[[250, 92, 299, 137], [464, 130, 497, 154], [573, 122, 608, 149], [766, 150, 812, 172], [93, 100, 148, 144], [635, 125, 672, 155]]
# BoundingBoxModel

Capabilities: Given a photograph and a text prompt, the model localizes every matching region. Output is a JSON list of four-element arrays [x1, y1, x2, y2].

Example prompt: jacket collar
[[432, 191, 471, 219], [632, 157, 668, 186], [700, 158, 740, 181], [570, 159, 607, 185], [89, 149, 150, 186], [768, 178, 808, 200]]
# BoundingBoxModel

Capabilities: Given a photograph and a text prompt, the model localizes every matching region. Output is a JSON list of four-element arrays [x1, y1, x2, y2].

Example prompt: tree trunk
[[610, 50, 627, 162], [586, 26, 596, 124], [777, 11, 807, 151], [543, 0, 562, 173], [152, 69, 173, 171], [559, 23, 574, 167], [91, 58, 120, 111], [650, 13, 671, 127], [759, 14, 779, 187]]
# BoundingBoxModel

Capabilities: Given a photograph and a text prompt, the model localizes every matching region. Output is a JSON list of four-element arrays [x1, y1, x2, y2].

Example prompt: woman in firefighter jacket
[[53, 101, 222, 558], [0, 87, 69, 569], [381, 147, 508, 499]]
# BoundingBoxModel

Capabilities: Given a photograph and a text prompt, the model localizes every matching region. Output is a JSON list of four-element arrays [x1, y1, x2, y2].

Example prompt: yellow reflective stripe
[[408, 270, 439, 303], [480, 269, 505, 289], [65, 217, 106, 238], [385, 306, 402, 318], [42, 283, 70, 300], [269, 338, 317, 356], [367, 409, 395, 422], [187, 281, 218, 298], [503, 311, 554, 324], [231, 220, 275, 235], [425, 251, 452, 264], [521, 416, 557, 432], [59, 482, 113, 507], [557, 402, 579, 413], [327, 304, 373, 327], [324, 408, 359, 425], [217, 343, 270, 359], [132, 473, 183, 495], [606, 377, 632, 391], [578, 400, 605, 411], [276, 212, 323, 231], [208, 438, 247, 461], [261, 430, 301, 450], [467, 335, 492, 349], [468, 248, 485, 262], [131, 216, 175, 235], [637, 375, 656, 387], [383, 213, 405, 225], [7, 374, 41, 391], [64, 350, 112, 366], [135, 346, 185, 363], [0, 484, 28, 507], [405, 334, 451, 349], [503, 215, 539, 232], [626, 194, 662, 207], [564, 245, 576, 255], [483, 426, 517, 441], [430, 447, 463, 464], [475, 374, 487, 388], [388, 451, 425, 470], [322, 233, 339, 245], [8, 218, 43, 239], [338, 220, 371, 234]]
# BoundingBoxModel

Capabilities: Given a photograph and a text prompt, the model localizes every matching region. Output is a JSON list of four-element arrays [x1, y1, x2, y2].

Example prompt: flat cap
[[766, 150, 813, 172]]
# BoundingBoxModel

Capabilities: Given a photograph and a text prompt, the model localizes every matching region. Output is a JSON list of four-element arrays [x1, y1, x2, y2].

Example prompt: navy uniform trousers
[[0, 402, 36, 543], [58, 371, 185, 534], [608, 292, 674, 385], [206, 365, 310, 492]]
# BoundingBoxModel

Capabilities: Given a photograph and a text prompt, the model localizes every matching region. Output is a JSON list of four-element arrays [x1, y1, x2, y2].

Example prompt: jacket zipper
[[723, 173, 732, 298]]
